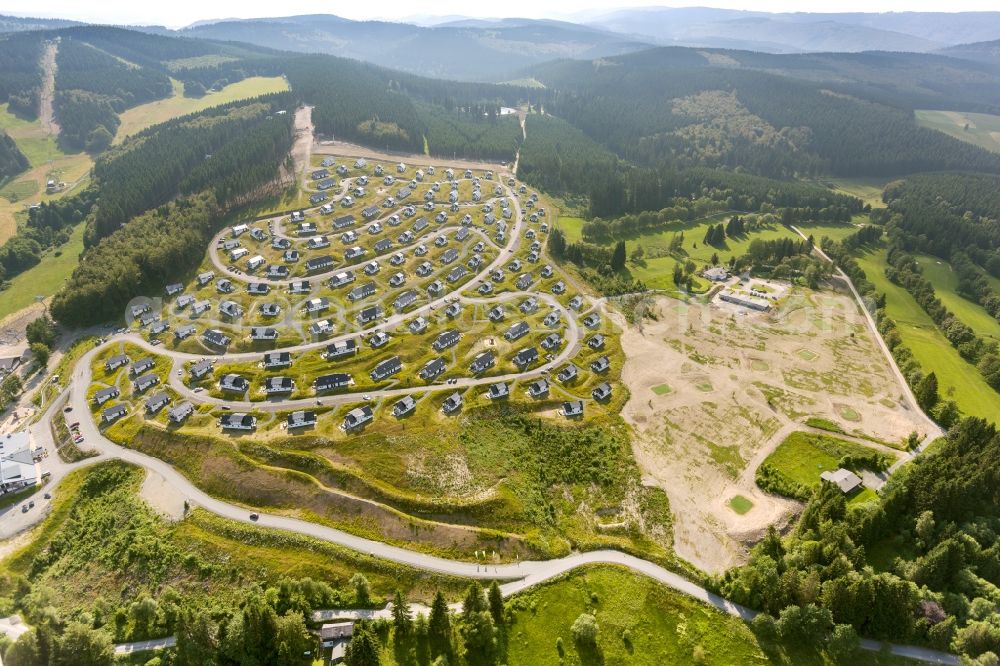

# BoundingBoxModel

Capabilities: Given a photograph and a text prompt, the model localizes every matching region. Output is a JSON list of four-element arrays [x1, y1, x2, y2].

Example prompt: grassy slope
[[915, 109, 1000, 154], [502, 566, 918, 666], [914, 254, 1000, 342], [0, 104, 93, 243], [0, 220, 84, 320], [856, 248, 1000, 421], [113, 76, 290, 144]]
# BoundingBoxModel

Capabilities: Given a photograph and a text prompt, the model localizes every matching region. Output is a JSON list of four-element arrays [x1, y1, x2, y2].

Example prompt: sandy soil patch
[[140, 469, 187, 521], [618, 286, 927, 573]]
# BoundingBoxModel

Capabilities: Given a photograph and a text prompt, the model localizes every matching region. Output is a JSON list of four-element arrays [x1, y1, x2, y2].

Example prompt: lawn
[[651, 383, 672, 395], [813, 177, 889, 208], [504, 566, 919, 665], [914, 254, 1000, 342], [915, 109, 1000, 154], [728, 495, 753, 515], [760, 431, 891, 490], [0, 221, 84, 320], [113, 76, 290, 144], [856, 248, 1000, 421]]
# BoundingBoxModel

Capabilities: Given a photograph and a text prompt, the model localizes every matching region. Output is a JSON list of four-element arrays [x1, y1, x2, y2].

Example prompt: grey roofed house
[[130, 303, 150, 318], [333, 214, 356, 230], [310, 320, 333, 336], [264, 376, 295, 394], [540, 265, 553, 278], [263, 351, 292, 368], [168, 402, 194, 424], [432, 329, 460, 351], [216, 278, 234, 293], [342, 405, 374, 431], [251, 326, 278, 341], [551, 281, 566, 295], [488, 305, 505, 322], [455, 227, 469, 241], [306, 255, 335, 273], [316, 178, 335, 190], [543, 311, 560, 327], [568, 295, 584, 310], [197, 271, 215, 286], [487, 382, 509, 400], [348, 282, 377, 302], [174, 324, 196, 340], [415, 261, 433, 277], [412, 217, 429, 232], [393, 395, 416, 418], [190, 359, 213, 379], [105, 354, 130, 372], [446, 266, 467, 283], [94, 387, 119, 405], [440, 248, 459, 264], [504, 321, 529, 342], [248, 282, 270, 295], [592, 382, 613, 401], [101, 404, 127, 424], [394, 289, 418, 311], [361, 206, 379, 218], [311, 168, 329, 180], [427, 280, 444, 296], [520, 297, 538, 314], [219, 300, 243, 318], [821, 468, 864, 494], [222, 239, 240, 251], [314, 373, 352, 392], [326, 339, 358, 359], [344, 246, 366, 261], [146, 391, 170, 413], [0, 356, 19, 377], [587, 334, 605, 350], [370, 355, 402, 381], [150, 320, 170, 335], [259, 303, 281, 317], [191, 300, 211, 316], [357, 305, 382, 324], [131, 357, 156, 377], [220, 413, 256, 431], [582, 313, 601, 328], [556, 364, 578, 383], [444, 302, 461, 318], [419, 357, 446, 380], [297, 221, 317, 235], [442, 392, 463, 414], [280, 251, 298, 265], [220, 374, 249, 393], [515, 273, 534, 290], [139, 312, 158, 327], [469, 350, 495, 374], [374, 238, 393, 253], [703, 266, 730, 282], [309, 193, 327, 204], [330, 270, 356, 288], [287, 410, 317, 429], [409, 316, 428, 334], [541, 332, 562, 350], [176, 294, 195, 310], [308, 235, 330, 249], [513, 347, 539, 369], [305, 297, 330, 313], [289, 280, 312, 294], [133, 374, 160, 393], [527, 378, 549, 397], [165, 283, 184, 296], [561, 400, 584, 418], [590, 356, 611, 373], [250, 227, 266, 241], [272, 236, 291, 249]]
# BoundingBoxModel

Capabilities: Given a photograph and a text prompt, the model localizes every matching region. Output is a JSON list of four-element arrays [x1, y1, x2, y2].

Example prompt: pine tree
[[611, 240, 626, 271], [487, 582, 504, 629], [344, 623, 381, 666], [392, 590, 412, 639], [428, 591, 453, 660], [916, 372, 940, 411]]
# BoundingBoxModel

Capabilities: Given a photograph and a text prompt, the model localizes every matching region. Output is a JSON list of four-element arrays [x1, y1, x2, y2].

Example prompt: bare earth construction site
[[620, 281, 932, 572]]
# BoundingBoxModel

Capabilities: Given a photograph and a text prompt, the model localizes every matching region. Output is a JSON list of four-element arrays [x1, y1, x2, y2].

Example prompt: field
[[914, 254, 1000, 341], [502, 566, 919, 666], [856, 248, 1000, 421], [0, 103, 93, 243], [814, 177, 889, 208], [915, 109, 1000, 154], [617, 289, 929, 572], [0, 461, 473, 638], [757, 431, 894, 503], [0, 221, 85, 321], [113, 76, 290, 144]]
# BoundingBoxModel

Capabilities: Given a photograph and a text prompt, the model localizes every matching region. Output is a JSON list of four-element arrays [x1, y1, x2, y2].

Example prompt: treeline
[[884, 241, 1000, 393], [577, 201, 732, 241], [53, 37, 172, 151], [0, 31, 43, 119], [883, 173, 1000, 278], [417, 102, 521, 162], [0, 131, 29, 183], [547, 229, 646, 296], [720, 417, 1000, 661], [951, 251, 1000, 323], [86, 95, 293, 245], [51, 193, 219, 325], [517, 113, 620, 202], [0, 188, 96, 282]]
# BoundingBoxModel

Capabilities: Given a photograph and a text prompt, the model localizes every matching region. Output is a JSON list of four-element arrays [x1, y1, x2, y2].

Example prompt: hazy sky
[[5, 0, 996, 28]]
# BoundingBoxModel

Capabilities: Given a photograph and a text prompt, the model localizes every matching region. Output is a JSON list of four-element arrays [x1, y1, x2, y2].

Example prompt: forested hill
[[0, 131, 29, 183], [525, 48, 1000, 180]]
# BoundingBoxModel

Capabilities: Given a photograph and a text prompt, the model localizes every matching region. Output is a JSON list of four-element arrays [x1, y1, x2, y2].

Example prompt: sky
[[5, 0, 998, 28]]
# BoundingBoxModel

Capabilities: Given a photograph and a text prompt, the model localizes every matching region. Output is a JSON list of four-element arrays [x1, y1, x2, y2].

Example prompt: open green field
[[916, 109, 1000, 154], [114, 76, 290, 144], [760, 431, 891, 491], [914, 254, 1000, 342], [0, 221, 84, 321], [504, 566, 919, 665], [856, 248, 1000, 421], [813, 177, 889, 208]]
